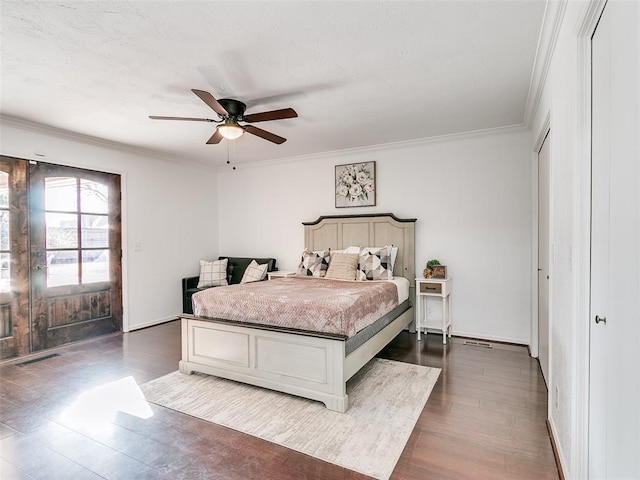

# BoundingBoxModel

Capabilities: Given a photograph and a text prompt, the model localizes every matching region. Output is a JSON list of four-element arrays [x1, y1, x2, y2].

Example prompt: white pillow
[[240, 260, 268, 284], [326, 253, 359, 281], [197, 258, 228, 288], [390, 245, 399, 272], [331, 246, 361, 255]]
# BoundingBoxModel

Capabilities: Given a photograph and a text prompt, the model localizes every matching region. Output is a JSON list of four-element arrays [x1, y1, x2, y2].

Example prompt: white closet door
[[589, 1, 640, 477]]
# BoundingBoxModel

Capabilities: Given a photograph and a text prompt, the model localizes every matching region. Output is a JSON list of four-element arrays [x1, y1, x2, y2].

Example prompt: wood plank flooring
[[0, 321, 559, 479]]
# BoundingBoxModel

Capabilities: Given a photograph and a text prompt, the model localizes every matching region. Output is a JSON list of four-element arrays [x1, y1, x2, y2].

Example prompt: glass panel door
[[0, 157, 29, 359], [29, 162, 122, 351]]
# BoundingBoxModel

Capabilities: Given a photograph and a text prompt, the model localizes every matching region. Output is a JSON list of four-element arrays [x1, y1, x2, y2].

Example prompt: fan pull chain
[[226, 139, 237, 170]]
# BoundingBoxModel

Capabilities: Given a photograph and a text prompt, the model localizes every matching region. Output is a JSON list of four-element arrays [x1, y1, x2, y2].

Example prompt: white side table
[[415, 277, 452, 344], [267, 271, 297, 280]]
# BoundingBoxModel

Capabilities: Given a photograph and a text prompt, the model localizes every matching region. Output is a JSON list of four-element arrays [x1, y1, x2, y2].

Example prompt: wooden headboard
[[303, 213, 417, 296]]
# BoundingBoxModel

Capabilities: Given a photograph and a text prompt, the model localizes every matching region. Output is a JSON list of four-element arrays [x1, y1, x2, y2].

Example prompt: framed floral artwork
[[335, 161, 376, 208]]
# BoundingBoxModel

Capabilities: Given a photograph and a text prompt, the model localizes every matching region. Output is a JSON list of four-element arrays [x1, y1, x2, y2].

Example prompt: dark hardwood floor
[[0, 321, 559, 479]]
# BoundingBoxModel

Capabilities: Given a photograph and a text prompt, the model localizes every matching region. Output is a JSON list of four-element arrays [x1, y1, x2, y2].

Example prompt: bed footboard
[[180, 316, 349, 412]]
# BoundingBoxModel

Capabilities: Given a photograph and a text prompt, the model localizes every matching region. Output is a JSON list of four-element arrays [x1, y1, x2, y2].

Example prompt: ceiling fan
[[149, 89, 297, 145]]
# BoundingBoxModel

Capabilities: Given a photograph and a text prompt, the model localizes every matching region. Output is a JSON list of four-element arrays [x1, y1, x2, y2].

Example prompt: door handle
[[34, 264, 46, 270], [595, 315, 607, 324]]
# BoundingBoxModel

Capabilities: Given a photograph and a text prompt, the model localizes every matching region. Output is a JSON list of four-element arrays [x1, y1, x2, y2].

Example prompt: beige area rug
[[140, 358, 440, 480]]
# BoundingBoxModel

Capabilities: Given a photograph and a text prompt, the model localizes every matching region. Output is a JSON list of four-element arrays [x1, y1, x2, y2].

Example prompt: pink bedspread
[[191, 276, 399, 338]]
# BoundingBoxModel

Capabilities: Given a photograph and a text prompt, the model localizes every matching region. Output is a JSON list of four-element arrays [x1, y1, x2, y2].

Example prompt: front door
[[0, 157, 30, 359], [29, 162, 122, 351]]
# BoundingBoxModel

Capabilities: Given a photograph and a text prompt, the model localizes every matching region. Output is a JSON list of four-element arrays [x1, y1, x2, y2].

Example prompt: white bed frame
[[179, 213, 416, 412]]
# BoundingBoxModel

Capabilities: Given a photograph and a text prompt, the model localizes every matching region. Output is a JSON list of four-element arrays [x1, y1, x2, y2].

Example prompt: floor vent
[[15, 353, 60, 367], [463, 340, 493, 349]]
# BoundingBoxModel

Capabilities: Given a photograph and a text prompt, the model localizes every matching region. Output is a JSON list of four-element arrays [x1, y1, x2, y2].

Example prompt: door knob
[[595, 315, 607, 324], [34, 264, 46, 270]]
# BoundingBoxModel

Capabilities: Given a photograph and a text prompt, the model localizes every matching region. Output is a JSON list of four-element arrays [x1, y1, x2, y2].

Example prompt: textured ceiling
[[1, 1, 546, 167]]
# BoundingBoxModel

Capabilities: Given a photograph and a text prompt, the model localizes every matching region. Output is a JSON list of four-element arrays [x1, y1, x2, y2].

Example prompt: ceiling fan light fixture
[[217, 121, 244, 140]]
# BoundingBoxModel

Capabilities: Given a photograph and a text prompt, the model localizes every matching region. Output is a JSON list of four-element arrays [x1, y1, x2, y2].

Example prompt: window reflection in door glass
[[45, 177, 77, 212], [0, 173, 8, 208], [80, 179, 108, 214], [82, 249, 109, 283], [0, 252, 9, 292], [46, 213, 78, 249], [0, 211, 9, 251], [46, 250, 79, 287], [44, 176, 110, 288], [81, 215, 108, 248], [0, 172, 9, 292]]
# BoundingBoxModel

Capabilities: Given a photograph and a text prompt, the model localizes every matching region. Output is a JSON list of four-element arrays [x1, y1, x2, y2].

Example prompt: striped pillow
[[326, 253, 359, 281]]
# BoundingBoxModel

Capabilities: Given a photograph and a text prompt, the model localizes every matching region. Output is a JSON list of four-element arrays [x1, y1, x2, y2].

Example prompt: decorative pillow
[[297, 249, 330, 277], [325, 253, 359, 281], [390, 245, 399, 271], [357, 246, 393, 280], [240, 260, 268, 284], [197, 258, 229, 288]]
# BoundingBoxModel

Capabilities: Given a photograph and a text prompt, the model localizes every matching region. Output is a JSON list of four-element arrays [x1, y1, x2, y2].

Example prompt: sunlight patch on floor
[[59, 376, 153, 433]]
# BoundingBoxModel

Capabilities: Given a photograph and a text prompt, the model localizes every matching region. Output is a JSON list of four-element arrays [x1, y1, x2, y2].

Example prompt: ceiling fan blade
[[244, 125, 287, 144], [243, 108, 298, 123], [192, 89, 228, 116], [206, 129, 224, 144], [149, 115, 215, 122]]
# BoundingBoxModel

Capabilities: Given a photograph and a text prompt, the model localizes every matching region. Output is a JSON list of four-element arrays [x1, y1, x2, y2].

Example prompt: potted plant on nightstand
[[423, 259, 441, 278]]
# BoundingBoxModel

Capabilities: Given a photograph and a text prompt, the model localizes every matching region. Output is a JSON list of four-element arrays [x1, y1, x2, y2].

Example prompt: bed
[[179, 213, 416, 412]]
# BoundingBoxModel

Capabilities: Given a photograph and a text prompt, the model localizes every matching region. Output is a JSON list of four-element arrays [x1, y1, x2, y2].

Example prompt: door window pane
[[0, 172, 8, 208], [82, 249, 109, 283], [0, 211, 8, 251], [81, 215, 108, 248], [44, 176, 110, 287], [46, 213, 78, 249], [0, 172, 10, 293], [47, 250, 79, 287], [80, 179, 108, 214], [0, 252, 9, 292], [45, 177, 77, 212]]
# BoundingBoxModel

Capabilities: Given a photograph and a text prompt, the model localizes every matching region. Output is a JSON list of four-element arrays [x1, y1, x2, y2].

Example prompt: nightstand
[[415, 277, 452, 344], [267, 271, 297, 280]]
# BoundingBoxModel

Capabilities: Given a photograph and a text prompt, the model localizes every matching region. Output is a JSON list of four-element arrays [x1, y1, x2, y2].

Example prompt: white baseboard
[[548, 415, 568, 479], [124, 315, 179, 332], [425, 328, 528, 346]]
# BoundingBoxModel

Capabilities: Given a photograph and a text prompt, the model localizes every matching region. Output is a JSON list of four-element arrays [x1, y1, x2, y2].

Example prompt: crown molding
[[218, 123, 528, 172], [0, 114, 217, 170], [1, 115, 528, 174], [523, 0, 568, 127]]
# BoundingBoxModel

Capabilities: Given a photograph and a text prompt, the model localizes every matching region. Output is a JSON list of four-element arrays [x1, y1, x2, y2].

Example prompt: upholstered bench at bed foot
[[182, 256, 277, 314]]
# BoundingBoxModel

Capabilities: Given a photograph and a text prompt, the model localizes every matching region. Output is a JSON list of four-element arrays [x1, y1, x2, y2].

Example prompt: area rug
[[140, 358, 440, 480]]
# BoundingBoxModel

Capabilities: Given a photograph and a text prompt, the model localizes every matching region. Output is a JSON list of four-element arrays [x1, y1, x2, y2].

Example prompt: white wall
[[530, 1, 640, 477], [218, 127, 533, 344], [0, 120, 219, 330]]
